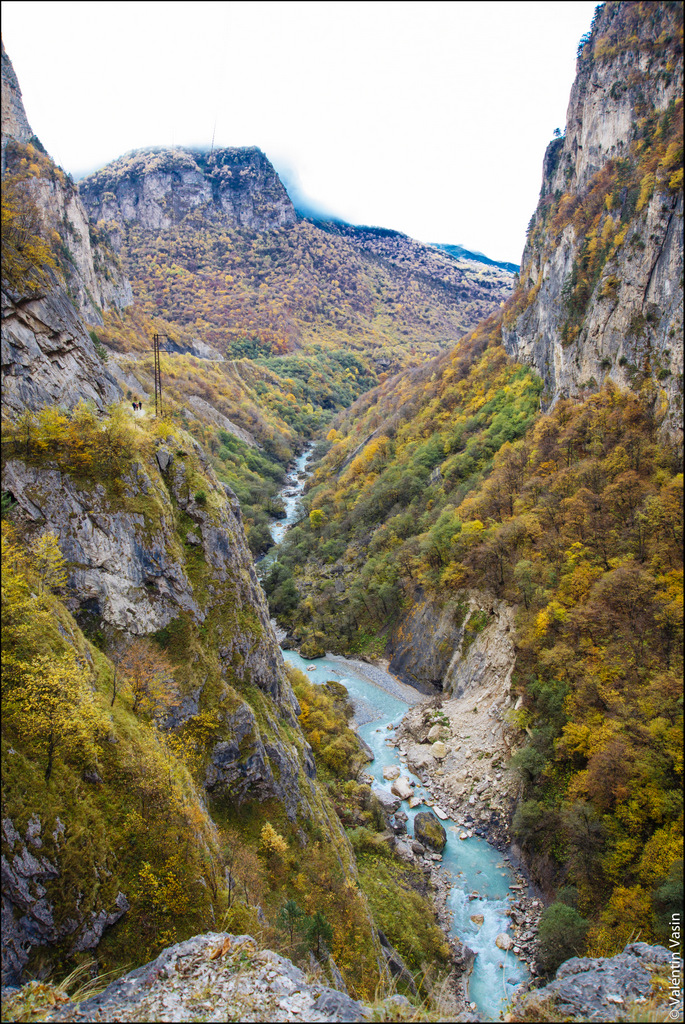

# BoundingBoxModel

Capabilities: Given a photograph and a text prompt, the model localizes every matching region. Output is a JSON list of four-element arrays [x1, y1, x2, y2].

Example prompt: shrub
[[536, 902, 589, 975], [222, 901, 259, 935]]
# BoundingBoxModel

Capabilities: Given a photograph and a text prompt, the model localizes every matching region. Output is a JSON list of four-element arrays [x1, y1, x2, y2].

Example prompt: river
[[263, 443, 528, 1020]]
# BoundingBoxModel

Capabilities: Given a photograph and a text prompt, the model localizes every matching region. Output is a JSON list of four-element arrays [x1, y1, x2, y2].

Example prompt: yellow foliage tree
[[30, 531, 68, 595], [4, 649, 106, 782], [260, 821, 288, 857], [121, 638, 179, 720], [1, 175, 57, 292]]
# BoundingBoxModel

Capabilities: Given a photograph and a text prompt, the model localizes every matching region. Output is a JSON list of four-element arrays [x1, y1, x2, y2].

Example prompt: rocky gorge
[[502, 1, 683, 428], [1, 2, 683, 1020]]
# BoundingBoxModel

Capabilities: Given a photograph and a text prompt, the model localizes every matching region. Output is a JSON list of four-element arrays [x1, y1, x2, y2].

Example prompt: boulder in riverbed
[[496, 932, 514, 950], [390, 777, 413, 801], [300, 638, 326, 659], [431, 740, 448, 759], [382, 765, 400, 781], [372, 784, 401, 813], [413, 810, 447, 852]]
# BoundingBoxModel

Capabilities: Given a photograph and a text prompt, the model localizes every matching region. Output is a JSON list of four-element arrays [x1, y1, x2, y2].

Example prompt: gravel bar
[[324, 654, 426, 706]]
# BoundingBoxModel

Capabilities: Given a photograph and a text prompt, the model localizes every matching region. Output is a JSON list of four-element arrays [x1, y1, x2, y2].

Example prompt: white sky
[[2, 1, 598, 264]]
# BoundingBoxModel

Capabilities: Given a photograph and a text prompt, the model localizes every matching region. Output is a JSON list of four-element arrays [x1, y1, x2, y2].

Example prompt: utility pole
[[152, 334, 163, 417]]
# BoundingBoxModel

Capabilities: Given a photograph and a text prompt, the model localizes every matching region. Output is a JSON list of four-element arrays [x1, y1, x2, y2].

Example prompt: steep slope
[[1, 41, 33, 166], [1, 45, 130, 416], [1, 407, 393, 994], [502, 1, 683, 429], [268, 0, 683, 961]]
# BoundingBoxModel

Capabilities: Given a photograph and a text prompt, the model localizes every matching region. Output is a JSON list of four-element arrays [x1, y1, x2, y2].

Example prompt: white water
[[256, 446, 313, 580], [282, 650, 528, 1019], [263, 445, 528, 1019]]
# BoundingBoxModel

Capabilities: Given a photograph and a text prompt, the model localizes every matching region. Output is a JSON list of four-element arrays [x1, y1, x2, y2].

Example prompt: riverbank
[[387, 697, 545, 981], [325, 654, 426, 706]]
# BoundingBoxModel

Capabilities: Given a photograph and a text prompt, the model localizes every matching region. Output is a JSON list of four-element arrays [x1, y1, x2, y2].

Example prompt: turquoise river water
[[264, 445, 528, 1019]]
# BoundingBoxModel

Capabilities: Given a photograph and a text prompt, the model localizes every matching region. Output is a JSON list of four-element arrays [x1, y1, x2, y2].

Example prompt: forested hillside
[[0, 41, 456, 1014], [1, 2, 683, 1019], [267, 0, 684, 958]]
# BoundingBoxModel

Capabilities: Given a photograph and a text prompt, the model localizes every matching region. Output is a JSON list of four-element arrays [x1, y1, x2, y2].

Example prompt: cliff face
[[1, 41, 33, 167], [1, 282, 122, 416], [79, 146, 297, 237], [0, 419, 336, 983], [1, 45, 132, 414], [502, 1, 683, 430]]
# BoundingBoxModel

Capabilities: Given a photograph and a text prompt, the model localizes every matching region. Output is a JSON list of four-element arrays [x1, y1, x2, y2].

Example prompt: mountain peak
[[78, 145, 297, 233]]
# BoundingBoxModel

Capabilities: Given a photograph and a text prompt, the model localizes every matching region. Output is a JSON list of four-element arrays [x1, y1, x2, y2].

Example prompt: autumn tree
[[120, 638, 179, 720], [4, 649, 106, 782], [1, 175, 57, 292], [30, 531, 67, 595]]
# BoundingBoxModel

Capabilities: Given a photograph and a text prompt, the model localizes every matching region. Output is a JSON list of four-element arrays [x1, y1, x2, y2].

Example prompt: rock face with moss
[[0, 416, 334, 981], [1, 45, 131, 416], [413, 811, 447, 852], [78, 146, 297, 236], [510, 941, 681, 1022], [387, 589, 515, 697], [502, 2, 683, 427]]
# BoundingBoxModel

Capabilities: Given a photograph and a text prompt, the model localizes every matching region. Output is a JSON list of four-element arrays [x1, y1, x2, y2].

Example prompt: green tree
[[537, 903, 589, 975], [306, 910, 333, 959], [278, 899, 304, 945]]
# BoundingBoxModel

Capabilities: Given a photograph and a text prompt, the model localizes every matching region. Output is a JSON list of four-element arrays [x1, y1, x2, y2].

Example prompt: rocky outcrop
[[79, 146, 297, 236], [205, 703, 315, 822], [1, 283, 122, 415], [502, 2, 683, 429], [2, 42, 132, 325], [25, 932, 371, 1023], [1, 42, 33, 168], [1, 443, 292, 709], [387, 589, 516, 698], [510, 942, 682, 1022], [377, 930, 418, 995], [2, 45, 132, 413], [1, 816, 129, 986]]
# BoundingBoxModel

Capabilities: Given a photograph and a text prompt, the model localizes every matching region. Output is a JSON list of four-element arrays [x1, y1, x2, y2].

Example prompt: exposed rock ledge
[[507, 942, 682, 1023], [26, 932, 374, 1022]]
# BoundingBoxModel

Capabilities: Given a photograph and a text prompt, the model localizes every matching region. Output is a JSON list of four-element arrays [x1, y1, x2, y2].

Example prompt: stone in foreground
[[30, 933, 370, 1022], [510, 942, 681, 1023]]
